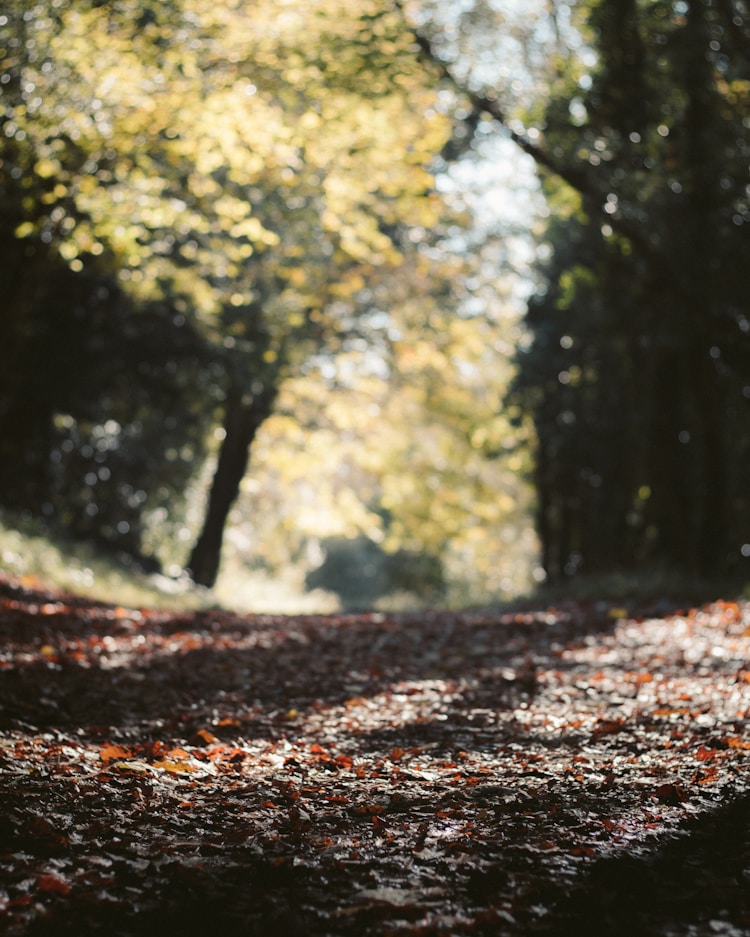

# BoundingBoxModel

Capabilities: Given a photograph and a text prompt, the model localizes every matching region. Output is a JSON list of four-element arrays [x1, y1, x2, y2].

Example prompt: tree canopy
[[512, 0, 750, 582], [408, 0, 750, 585], [1, 0, 538, 602], [2, 0, 748, 601]]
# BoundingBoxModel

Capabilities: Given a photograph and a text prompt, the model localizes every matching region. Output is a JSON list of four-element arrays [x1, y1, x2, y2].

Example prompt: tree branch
[[402, 5, 685, 295], [410, 30, 589, 193]]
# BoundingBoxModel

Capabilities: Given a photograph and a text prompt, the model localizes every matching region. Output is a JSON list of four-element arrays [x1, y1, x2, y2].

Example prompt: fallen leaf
[[37, 874, 70, 896], [99, 743, 132, 764]]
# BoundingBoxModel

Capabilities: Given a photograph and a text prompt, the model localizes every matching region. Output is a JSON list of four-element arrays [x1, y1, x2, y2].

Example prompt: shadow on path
[[0, 585, 630, 737], [543, 791, 750, 936]]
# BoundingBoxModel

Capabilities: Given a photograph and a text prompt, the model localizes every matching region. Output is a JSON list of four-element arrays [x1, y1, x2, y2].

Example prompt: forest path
[[0, 576, 748, 935]]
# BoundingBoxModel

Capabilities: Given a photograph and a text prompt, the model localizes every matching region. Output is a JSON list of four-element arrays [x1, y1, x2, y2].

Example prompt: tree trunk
[[187, 374, 278, 588], [683, 0, 728, 575]]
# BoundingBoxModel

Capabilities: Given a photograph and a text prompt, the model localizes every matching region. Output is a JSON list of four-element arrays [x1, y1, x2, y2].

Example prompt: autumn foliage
[[0, 575, 748, 935]]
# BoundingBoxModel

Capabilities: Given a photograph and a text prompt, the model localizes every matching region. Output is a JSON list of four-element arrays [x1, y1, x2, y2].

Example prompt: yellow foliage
[[7, 0, 450, 336], [3, 0, 538, 600]]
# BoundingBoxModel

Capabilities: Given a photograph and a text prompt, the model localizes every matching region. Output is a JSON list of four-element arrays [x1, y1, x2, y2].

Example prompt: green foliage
[[305, 536, 444, 611], [0, 243, 215, 556], [0, 510, 209, 610], [2, 0, 537, 601], [510, 0, 750, 583]]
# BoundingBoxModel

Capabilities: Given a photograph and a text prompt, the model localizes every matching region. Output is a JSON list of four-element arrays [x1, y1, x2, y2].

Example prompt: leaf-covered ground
[[0, 576, 748, 936]]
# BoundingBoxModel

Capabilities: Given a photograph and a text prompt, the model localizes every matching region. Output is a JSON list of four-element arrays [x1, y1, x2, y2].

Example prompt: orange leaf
[[196, 729, 219, 745], [99, 743, 132, 764], [695, 745, 717, 762], [696, 767, 719, 785], [153, 760, 196, 774], [167, 747, 191, 760]]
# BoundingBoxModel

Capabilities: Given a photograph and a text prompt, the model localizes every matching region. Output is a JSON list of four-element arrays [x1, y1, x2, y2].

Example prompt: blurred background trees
[[1, 0, 536, 606], [413, 0, 750, 586], [503, 0, 750, 583], [1, 0, 748, 607]]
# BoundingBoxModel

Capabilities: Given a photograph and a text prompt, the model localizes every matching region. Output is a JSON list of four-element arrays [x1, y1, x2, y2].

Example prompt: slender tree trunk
[[187, 374, 278, 588], [646, 339, 698, 570], [684, 0, 728, 575], [535, 435, 555, 582], [692, 343, 726, 575]]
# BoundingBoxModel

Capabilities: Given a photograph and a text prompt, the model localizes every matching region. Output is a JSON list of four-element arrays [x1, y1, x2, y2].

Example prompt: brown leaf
[[37, 874, 70, 896]]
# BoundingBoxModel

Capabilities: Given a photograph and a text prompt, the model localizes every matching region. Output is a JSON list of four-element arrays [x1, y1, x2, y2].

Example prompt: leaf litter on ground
[[0, 574, 748, 936]]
